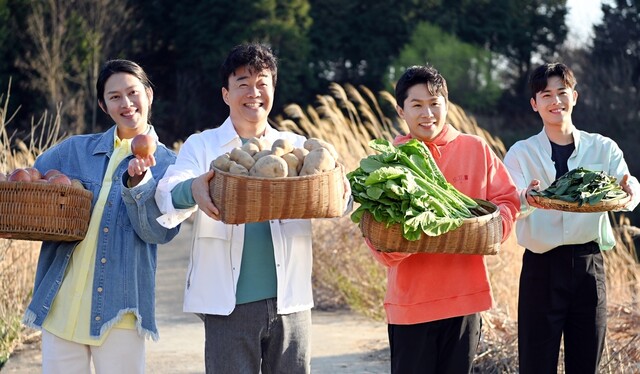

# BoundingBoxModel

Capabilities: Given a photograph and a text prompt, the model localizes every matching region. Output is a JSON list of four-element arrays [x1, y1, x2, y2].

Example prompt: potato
[[281, 153, 300, 177], [303, 138, 339, 160], [250, 155, 288, 178], [247, 137, 271, 152], [299, 148, 336, 176], [292, 147, 309, 164], [228, 161, 249, 175], [240, 142, 260, 156], [229, 147, 256, 171], [271, 147, 287, 157], [252, 149, 272, 161], [211, 153, 232, 171], [271, 138, 294, 155]]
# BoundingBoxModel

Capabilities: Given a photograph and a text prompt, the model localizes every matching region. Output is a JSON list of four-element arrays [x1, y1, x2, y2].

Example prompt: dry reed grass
[[0, 82, 64, 365], [275, 83, 640, 372]]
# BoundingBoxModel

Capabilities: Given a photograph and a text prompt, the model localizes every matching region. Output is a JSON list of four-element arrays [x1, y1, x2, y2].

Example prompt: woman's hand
[[127, 154, 156, 187]]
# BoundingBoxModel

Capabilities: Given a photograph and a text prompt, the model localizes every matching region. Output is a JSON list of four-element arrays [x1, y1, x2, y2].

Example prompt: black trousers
[[518, 242, 607, 374], [388, 313, 481, 374]]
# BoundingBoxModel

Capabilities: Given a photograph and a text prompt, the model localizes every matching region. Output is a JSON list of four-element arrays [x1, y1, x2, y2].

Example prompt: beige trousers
[[41, 329, 145, 374]]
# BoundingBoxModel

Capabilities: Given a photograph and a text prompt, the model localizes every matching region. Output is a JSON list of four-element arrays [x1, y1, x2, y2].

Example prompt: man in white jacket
[[504, 62, 639, 374], [155, 43, 333, 373]]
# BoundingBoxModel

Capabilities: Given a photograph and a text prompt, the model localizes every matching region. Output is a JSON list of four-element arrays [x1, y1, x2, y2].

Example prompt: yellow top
[[43, 135, 136, 345]]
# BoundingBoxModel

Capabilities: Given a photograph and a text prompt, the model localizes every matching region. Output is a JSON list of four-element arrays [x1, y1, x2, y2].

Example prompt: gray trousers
[[203, 298, 311, 374]]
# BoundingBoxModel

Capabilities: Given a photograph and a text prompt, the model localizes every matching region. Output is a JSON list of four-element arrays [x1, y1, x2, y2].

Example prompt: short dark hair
[[96, 59, 153, 108], [529, 62, 577, 100], [220, 43, 278, 89], [395, 65, 448, 108]]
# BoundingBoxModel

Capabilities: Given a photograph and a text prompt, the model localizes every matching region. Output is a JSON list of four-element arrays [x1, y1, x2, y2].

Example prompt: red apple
[[8, 168, 32, 182], [131, 134, 157, 158], [24, 167, 42, 181], [48, 173, 72, 185], [43, 169, 62, 179]]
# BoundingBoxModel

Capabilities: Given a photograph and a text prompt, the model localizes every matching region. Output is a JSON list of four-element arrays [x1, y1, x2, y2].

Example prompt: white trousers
[[42, 329, 145, 374]]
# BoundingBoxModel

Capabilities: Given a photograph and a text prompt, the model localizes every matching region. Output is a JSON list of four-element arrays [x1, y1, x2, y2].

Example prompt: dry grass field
[[1, 83, 639, 372]]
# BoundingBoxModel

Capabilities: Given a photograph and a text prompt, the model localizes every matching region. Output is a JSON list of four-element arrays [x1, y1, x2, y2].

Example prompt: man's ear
[[98, 101, 108, 114], [395, 104, 405, 119], [222, 87, 229, 106], [530, 98, 538, 112]]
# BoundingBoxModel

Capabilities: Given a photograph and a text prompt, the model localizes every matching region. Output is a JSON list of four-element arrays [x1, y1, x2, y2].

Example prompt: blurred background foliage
[[0, 0, 638, 194]]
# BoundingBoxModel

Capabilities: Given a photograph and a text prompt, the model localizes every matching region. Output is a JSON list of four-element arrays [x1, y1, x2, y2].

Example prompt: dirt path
[[1, 222, 390, 373]]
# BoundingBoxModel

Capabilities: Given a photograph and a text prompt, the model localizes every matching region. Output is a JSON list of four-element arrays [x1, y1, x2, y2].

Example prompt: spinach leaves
[[530, 167, 627, 206]]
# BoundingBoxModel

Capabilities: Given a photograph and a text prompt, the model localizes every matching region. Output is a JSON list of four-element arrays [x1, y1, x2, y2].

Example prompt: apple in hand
[[131, 134, 157, 158]]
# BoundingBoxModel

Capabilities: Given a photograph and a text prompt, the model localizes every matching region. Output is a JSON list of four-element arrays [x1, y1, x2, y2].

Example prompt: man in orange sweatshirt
[[368, 65, 520, 373]]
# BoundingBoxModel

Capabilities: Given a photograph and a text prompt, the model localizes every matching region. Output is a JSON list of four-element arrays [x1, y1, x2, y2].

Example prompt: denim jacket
[[23, 125, 180, 341]]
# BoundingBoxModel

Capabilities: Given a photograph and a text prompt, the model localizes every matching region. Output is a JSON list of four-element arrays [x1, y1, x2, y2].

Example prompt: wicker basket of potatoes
[[209, 137, 346, 224]]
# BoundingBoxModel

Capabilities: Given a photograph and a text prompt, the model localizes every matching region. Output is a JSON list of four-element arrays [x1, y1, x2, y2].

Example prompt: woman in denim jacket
[[21, 60, 179, 373]]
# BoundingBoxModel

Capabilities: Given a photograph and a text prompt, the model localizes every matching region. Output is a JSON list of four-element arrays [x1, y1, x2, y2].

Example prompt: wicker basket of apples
[[0, 168, 93, 242]]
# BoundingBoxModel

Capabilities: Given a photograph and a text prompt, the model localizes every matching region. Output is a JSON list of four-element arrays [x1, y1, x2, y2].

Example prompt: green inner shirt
[[236, 221, 277, 304]]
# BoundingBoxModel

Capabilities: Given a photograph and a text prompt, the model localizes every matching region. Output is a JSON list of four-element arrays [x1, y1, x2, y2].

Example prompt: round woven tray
[[0, 181, 93, 241], [209, 164, 346, 224], [531, 193, 631, 213], [360, 199, 502, 255]]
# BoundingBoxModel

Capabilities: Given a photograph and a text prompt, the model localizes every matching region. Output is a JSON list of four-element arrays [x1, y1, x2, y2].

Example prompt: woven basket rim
[[211, 163, 344, 180], [0, 181, 93, 198], [531, 193, 630, 212]]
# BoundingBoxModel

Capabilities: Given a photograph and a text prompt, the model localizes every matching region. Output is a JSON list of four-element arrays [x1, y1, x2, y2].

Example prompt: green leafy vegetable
[[530, 167, 627, 207], [348, 139, 481, 241]]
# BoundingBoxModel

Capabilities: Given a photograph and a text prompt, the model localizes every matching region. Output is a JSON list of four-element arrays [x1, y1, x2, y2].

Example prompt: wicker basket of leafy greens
[[530, 167, 630, 212], [348, 139, 502, 255]]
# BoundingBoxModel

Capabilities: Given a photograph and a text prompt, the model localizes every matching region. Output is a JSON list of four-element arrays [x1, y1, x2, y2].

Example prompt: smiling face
[[222, 66, 274, 137], [530, 76, 578, 129], [396, 83, 448, 142], [100, 72, 153, 139]]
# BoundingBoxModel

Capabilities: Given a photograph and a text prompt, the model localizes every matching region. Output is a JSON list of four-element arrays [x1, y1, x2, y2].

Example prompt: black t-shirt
[[550, 141, 575, 179]]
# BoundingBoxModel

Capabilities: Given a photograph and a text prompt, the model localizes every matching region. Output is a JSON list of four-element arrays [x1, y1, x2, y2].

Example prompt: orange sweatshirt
[[369, 124, 520, 325]]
